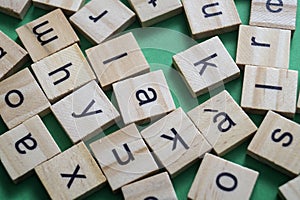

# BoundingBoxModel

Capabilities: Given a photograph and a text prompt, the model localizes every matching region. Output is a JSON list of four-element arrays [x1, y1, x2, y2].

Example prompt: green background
[[0, 0, 299, 199]]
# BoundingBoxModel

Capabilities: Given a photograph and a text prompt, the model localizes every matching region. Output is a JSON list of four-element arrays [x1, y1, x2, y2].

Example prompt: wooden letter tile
[[236, 25, 291, 69], [121, 172, 178, 200], [0, 115, 60, 182], [0, 0, 31, 19], [16, 9, 79, 62], [241, 65, 298, 118], [127, 0, 182, 27], [279, 175, 300, 200], [182, 0, 241, 39], [250, 0, 297, 31], [86, 32, 149, 90], [32, 0, 85, 15], [51, 80, 120, 144], [188, 90, 257, 156], [35, 142, 106, 200], [173, 36, 240, 97], [112, 70, 176, 125], [31, 44, 96, 102], [188, 153, 259, 200], [247, 111, 300, 177], [90, 124, 158, 191], [0, 31, 29, 80], [0, 68, 50, 129], [141, 108, 212, 177], [70, 0, 135, 44]]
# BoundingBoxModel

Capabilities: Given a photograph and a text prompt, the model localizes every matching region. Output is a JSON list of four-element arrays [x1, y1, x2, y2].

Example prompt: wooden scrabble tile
[[188, 153, 259, 200], [241, 65, 298, 118], [188, 90, 257, 156], [0, 68, 50, 129], [35, 142, 106, 200], [31, 44, 96, 103], [247, 111, 300, 177], [173, 36, 240, 97], [182, 0, 241, 39], [16, 9, 79, 62], [0, 115, 60, 183], [70, 0, 135, 44], [86, 32, 149, 91], [127, 0, 182, 27], [0, 0, 31, 19], [250, 0, 297, 31], [236, 25, 291, 69], [121, 172, 178, 200], [112, 70, 176, 125], [90, 124, 158, 191], [51, 80, 120, 144], [0, 31, 29, 80], [141, 108, 212, 177], [279, 175, 300, 200], [32, 0, 85, 15], [297, 93, 300, 113]]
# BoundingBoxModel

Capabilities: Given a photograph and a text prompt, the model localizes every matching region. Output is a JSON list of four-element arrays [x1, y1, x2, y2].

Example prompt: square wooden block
[[297, 93, 300, 113], [70, 0, 135, 44], [127, 0, 182, 27], [86, 32, 149, 90], [241, 65, 298, 118], [0, 115, 60, 183], [90, 124, 158, 191], [16, 9, 79, 62], [188, 90, 257, 156], [51, 80, 120, 144], [248, 111, 300, 177], [182, 0, 241, 39], [32, 0, 85, 15], [0, 0, 31, 19], [173, 36, 240, 97], [236, 25, 291, 69], [113, 70, 176, 125], [0, 68, 50, 129], [188, 153, 259, 200], [31, 44, 96, 103], [279, 175, 300, 200], [250, 0, 297, 30], [0, 31, 29, 80], [35, 142, 106, 200], [141, 108, 212, 177], [121, 172, 178, 200]]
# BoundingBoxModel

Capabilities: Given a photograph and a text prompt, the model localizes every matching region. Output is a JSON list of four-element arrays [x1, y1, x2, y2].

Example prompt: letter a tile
[[0, 68, 50, 129], [51, 80, 120, 144], [113, 70, 175, 125], [248, 111, 300, 177], [31, 44, 96, 103], [173, 36, 240, 97], [0, 116, 60, 183], [141, 108, 212, 177], [188, 90, 257, 156], [35, 142, 106, 200], [90, 124, 159, 191], [188, 153, 259, 200], [16, 9, 79, 62]]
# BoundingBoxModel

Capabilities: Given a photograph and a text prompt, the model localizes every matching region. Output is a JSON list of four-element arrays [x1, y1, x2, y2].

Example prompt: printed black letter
[[112, 143, 135, 165], [48, 62, 72, 85], [202, 3, 223, 18], [194, 53, 218, 76], [72, 99, 102, 118], [0, 47, 7, 59], [136, 88, 157, 106], [32, 21, 58, 46], [216, 172, 238, 192], [266, 0, 283, 13], [5, 89, 24, 108], [61, 165, 86, 189], [213, 112, 236, 133], [161, 128, 189, 151], [15, 133, 38, 154], [271, 128, 293, 147]]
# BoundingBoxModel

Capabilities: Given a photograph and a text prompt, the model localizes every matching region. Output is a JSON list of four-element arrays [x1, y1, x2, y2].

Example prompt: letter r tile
[[173, 36, 240, 97], [16, 9, 79, 62], [90, 124, 159, 191], [51, 80, 120, 144], [0, 116, 60, 183], [141, 108, 212, 177]]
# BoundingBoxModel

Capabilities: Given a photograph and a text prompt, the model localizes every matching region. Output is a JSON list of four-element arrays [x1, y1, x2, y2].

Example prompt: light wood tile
[[0, 0, 31, 19], [32, 0, 85, 15], [279, 175, 300, 200]]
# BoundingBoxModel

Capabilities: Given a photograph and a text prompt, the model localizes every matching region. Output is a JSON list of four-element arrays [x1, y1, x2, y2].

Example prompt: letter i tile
[[0, 115, 60, 183], [51, 80, 120, 144], [90, 124, 159, 192], [141, 108, 212, 177], [31, 44, 96, 103]]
